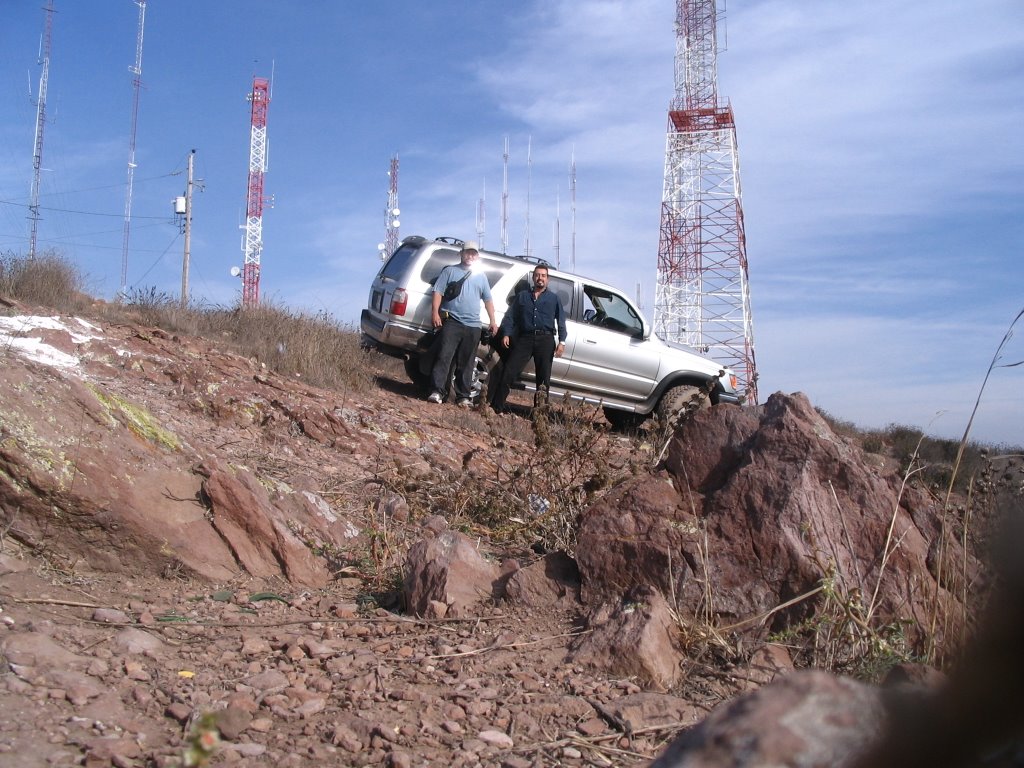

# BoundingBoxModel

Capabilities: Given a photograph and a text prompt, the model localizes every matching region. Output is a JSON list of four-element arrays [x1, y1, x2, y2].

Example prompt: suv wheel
[[403, 356, 430, 392], [656, 384, 707, 422]]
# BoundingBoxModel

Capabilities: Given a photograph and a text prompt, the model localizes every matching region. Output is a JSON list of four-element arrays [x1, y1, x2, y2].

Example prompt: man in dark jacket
[[490, 264, 567, 413]]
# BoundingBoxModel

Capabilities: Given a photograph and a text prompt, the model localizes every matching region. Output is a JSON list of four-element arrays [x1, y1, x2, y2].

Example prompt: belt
[[532, 329, 554, 335]]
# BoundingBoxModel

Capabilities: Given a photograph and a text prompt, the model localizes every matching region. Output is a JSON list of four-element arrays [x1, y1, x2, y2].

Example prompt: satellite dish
[[392, 219, 400, 228], [377, 243, 386, 251], [230, 266, 241, 277], [391, 208, 400, 216]]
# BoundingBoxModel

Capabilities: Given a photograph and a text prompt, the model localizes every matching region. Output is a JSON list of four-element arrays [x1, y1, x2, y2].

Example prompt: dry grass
[[0, 249, 89, 312], [0, 252, 378, 395]]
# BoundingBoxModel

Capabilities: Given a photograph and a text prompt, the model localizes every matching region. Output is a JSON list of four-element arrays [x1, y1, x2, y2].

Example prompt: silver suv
[[360, 235, 741, 427]]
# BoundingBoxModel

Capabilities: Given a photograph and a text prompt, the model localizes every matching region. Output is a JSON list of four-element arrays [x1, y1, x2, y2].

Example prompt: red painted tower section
[[242, 76, 270, 307]]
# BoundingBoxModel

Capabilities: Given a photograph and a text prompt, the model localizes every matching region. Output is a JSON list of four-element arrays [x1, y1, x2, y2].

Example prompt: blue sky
[[1, 1, 1022, 447]]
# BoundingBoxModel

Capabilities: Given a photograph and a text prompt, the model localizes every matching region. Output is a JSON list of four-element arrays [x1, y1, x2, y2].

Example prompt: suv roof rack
[[429, 236, 550, 269]]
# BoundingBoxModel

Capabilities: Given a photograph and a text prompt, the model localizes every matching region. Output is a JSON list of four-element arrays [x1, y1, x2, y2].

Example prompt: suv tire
[[404, 356, 431, 391], [656, 384, 707, 422]]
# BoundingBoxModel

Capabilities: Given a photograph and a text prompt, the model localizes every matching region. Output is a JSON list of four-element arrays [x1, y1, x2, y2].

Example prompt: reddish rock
[[577, 393, 969, 649], [403, 529, 500, 617], [570, 585, 683, 690], [650, 670, 886, 767], [503, 551, 580, 607]]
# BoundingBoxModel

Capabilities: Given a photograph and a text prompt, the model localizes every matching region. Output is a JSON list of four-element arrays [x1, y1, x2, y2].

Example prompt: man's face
[[461, 249, 479, 267], [533, 268, 549, 291]]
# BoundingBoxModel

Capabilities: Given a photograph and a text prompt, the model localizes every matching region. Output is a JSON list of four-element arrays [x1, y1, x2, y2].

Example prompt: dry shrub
[[198, 302, 376, 393], [104, 292, 378, 395], [372, 398, 622, 556], [0, 250, 87, 312]]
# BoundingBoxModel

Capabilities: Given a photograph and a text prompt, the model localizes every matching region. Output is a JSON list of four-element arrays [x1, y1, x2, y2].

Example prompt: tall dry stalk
[[928, 306, 1024, 661]]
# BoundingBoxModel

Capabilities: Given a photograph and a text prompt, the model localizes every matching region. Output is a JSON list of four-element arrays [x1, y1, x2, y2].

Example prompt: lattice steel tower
[[654, 0, 758, 403], [380, 153, 400, 260], [242, 76, 270, 307]]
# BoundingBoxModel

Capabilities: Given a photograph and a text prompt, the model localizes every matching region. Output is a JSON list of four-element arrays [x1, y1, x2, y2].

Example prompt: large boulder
[[577, 392, 968, 647]]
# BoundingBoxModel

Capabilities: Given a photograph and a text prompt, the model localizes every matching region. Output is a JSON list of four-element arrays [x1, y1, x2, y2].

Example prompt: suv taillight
[[390, 288, 408, 316]]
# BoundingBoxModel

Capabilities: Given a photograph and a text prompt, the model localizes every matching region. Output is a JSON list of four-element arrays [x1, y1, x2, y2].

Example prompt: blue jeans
[[430, 319, 480, 400]]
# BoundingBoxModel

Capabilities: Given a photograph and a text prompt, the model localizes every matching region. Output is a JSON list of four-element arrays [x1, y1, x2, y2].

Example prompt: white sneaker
[[427, 391, 443, 404], [456, 398, 473, 409]]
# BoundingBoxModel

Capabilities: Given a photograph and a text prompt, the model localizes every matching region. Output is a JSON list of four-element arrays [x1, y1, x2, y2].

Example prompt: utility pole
[[180, 150, 195, 307]]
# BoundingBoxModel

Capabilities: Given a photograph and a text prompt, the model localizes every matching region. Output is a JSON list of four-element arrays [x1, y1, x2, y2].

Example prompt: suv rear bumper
[[360, 309, 428, 358]]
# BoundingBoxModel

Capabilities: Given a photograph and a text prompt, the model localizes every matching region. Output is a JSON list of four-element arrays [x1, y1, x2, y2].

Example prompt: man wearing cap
[[490, 264, 567, 414], [427, 241, 498, 407]]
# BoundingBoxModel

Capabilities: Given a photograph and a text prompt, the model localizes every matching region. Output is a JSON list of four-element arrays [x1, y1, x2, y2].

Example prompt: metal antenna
[[654, 0, 758, 403], [569, 148, 577, 272], [28, 0, 55, 260], [380, 153, 400, 260], [523, 135, 532, 257], [501, 136, 509, 254], [476, 177, 486, 248], [553, 188, 560, 269], [119, 0, 146, 296]]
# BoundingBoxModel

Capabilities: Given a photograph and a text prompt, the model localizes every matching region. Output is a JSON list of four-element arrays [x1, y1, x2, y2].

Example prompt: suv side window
[[504, 275, 574, 316], [420, 250, 506, 288], [582, 286, 643, 338], [549, 276, 574, 317]]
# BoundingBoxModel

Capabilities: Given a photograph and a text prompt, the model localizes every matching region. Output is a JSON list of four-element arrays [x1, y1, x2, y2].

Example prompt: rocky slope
[[0, 302, 1012, 767]]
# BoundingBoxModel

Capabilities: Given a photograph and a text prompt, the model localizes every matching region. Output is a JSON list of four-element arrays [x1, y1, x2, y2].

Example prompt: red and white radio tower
[[380, 153, 400, 260], [654, 0, 758, 404], [242, 76, 270, 307]]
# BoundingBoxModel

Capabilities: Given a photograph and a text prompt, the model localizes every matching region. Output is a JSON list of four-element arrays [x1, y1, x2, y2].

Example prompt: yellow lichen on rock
[[86, 384, 181, 451]]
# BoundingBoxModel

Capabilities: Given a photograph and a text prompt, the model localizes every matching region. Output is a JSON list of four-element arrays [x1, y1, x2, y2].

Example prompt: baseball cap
[[461, 241, 480, 253]]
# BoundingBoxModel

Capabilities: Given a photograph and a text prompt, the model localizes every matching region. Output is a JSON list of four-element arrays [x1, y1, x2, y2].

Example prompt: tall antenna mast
[[119, 0, 146, 295], [378, 153, 400, 260], [28, 0, 56, 260], [476, 178, 486, 248], [654, 0, 758, 403], [501, 135, 509, 254], [553, 189, 560, 269], [569, 149, 577, 272], [523, 135, 532, 257], [242, 75, 271, 307]]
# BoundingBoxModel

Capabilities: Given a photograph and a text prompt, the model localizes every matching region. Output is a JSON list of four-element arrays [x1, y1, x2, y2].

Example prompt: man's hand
[[431, 312, 443, 328], [501, 335, 511, 349], [489, 322, 499, 337], [555, 342, 565, 358]]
